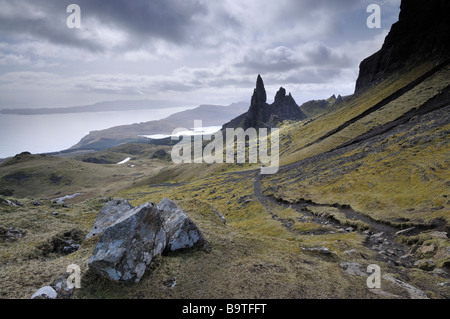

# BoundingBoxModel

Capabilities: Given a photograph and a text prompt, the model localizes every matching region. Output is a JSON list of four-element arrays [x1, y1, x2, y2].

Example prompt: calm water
[[0, 107, 193, 159]]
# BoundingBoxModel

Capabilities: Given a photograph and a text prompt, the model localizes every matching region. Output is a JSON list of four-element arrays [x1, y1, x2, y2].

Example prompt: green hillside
[[1, 59, 449, 299]]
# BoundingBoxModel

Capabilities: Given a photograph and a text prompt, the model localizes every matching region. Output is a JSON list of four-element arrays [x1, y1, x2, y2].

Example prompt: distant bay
[[0, 107, 194, 159]]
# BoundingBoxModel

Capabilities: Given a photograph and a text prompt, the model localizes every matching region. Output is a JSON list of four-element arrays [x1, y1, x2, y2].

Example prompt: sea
[[0, 107, 195, 159]]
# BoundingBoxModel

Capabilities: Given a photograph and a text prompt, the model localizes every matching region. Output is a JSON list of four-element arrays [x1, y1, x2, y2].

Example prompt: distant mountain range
[[0, 99, 189, 115]]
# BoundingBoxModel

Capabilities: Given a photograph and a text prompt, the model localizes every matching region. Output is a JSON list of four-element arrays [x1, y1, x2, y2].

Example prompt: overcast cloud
[[0, 0, 401, 108]]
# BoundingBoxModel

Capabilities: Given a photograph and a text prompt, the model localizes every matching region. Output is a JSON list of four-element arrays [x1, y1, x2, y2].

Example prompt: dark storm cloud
[[0, 0, 209, 52], [0, 0, 102, 51], [75, 0, 208, 43]]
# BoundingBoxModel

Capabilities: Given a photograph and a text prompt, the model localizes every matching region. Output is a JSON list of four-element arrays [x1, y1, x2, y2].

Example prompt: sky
[[0, 0, 401, 109]]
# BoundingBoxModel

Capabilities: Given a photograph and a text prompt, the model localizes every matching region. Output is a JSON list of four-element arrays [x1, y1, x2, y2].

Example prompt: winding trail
[[255, 170, 397, 236], [252, 170, 447, 267]]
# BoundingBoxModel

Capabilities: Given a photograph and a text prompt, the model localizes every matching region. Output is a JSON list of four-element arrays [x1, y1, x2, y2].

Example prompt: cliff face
[[222, 75, 307, 130], [355, 0, 450, 92]]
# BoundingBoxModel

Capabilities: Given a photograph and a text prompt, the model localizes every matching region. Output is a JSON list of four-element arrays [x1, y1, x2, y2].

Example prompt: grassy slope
[[300, 95, 336, 118], [263, 63, 450, 225], [278, 62, 439, 164], [1, 62, 449, 299], [0, 148, 171, 200]]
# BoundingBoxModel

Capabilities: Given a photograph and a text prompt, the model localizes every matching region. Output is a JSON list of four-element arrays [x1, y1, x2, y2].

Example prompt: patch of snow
[[117, 157, 131, 165]]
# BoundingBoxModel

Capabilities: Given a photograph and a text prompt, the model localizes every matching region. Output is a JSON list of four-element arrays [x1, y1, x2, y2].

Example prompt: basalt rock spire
[[222, 75, 307, 130], [245, 74, 269, 129]]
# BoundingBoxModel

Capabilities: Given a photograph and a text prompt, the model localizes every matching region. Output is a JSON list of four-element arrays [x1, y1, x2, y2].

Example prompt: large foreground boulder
[[88, 198, 205, 282]]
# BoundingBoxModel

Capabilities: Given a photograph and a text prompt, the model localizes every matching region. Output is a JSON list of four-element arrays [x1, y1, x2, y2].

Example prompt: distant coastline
[[0, 99, 189, 115]]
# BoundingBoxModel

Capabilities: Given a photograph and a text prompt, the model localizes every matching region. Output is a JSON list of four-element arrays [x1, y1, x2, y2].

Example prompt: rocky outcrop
[[355, 0, 450, 92], [0, 226, 24, 242], [89, 202, 167, 282], [157, 197, 205, 251], [88, 198, 205, 283], [222, 75, 307, 130], [31, 273, 78, 299], [268, 87, 307, 127], [151, 149, 170, 160], [299, 94, 344, 118], [86, 198, 134, 239], [37, 229, 84, 256]]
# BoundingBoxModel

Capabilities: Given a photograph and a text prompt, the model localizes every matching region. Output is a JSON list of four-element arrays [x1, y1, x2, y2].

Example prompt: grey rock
[[237, 196, 251, 204], [429, 231, 448, 239], [158, 198, 205, 251], [342, 249, 359, 256], [216, 210, 226, 224], [0, 227, 24, 242], [86, 199, 134, 239], [339, 262, 367, 277], [345, 227, 354, 232], [31, 286, 58, 299], [89, 202, 167, 282], [386, 249, 396, 256], [163, 277, 177, 288], [430, 268, 448, 278], [370, 232, 384, 239], [6, 227, 23, 239], [414, 259, 436, 271], [7, 227, 23, 238], [418, 244, 435, 254], [383, 274, 429, 299], [395, 227, 415, 236], [89, 198, 205, 283], [62, 240, 80, 254], [51, 274, 74, 299], [0, 197, 23, 207]]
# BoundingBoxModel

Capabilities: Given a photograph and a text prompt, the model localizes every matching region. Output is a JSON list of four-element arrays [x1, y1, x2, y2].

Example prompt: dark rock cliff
[[355, 0, 450, 92]]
